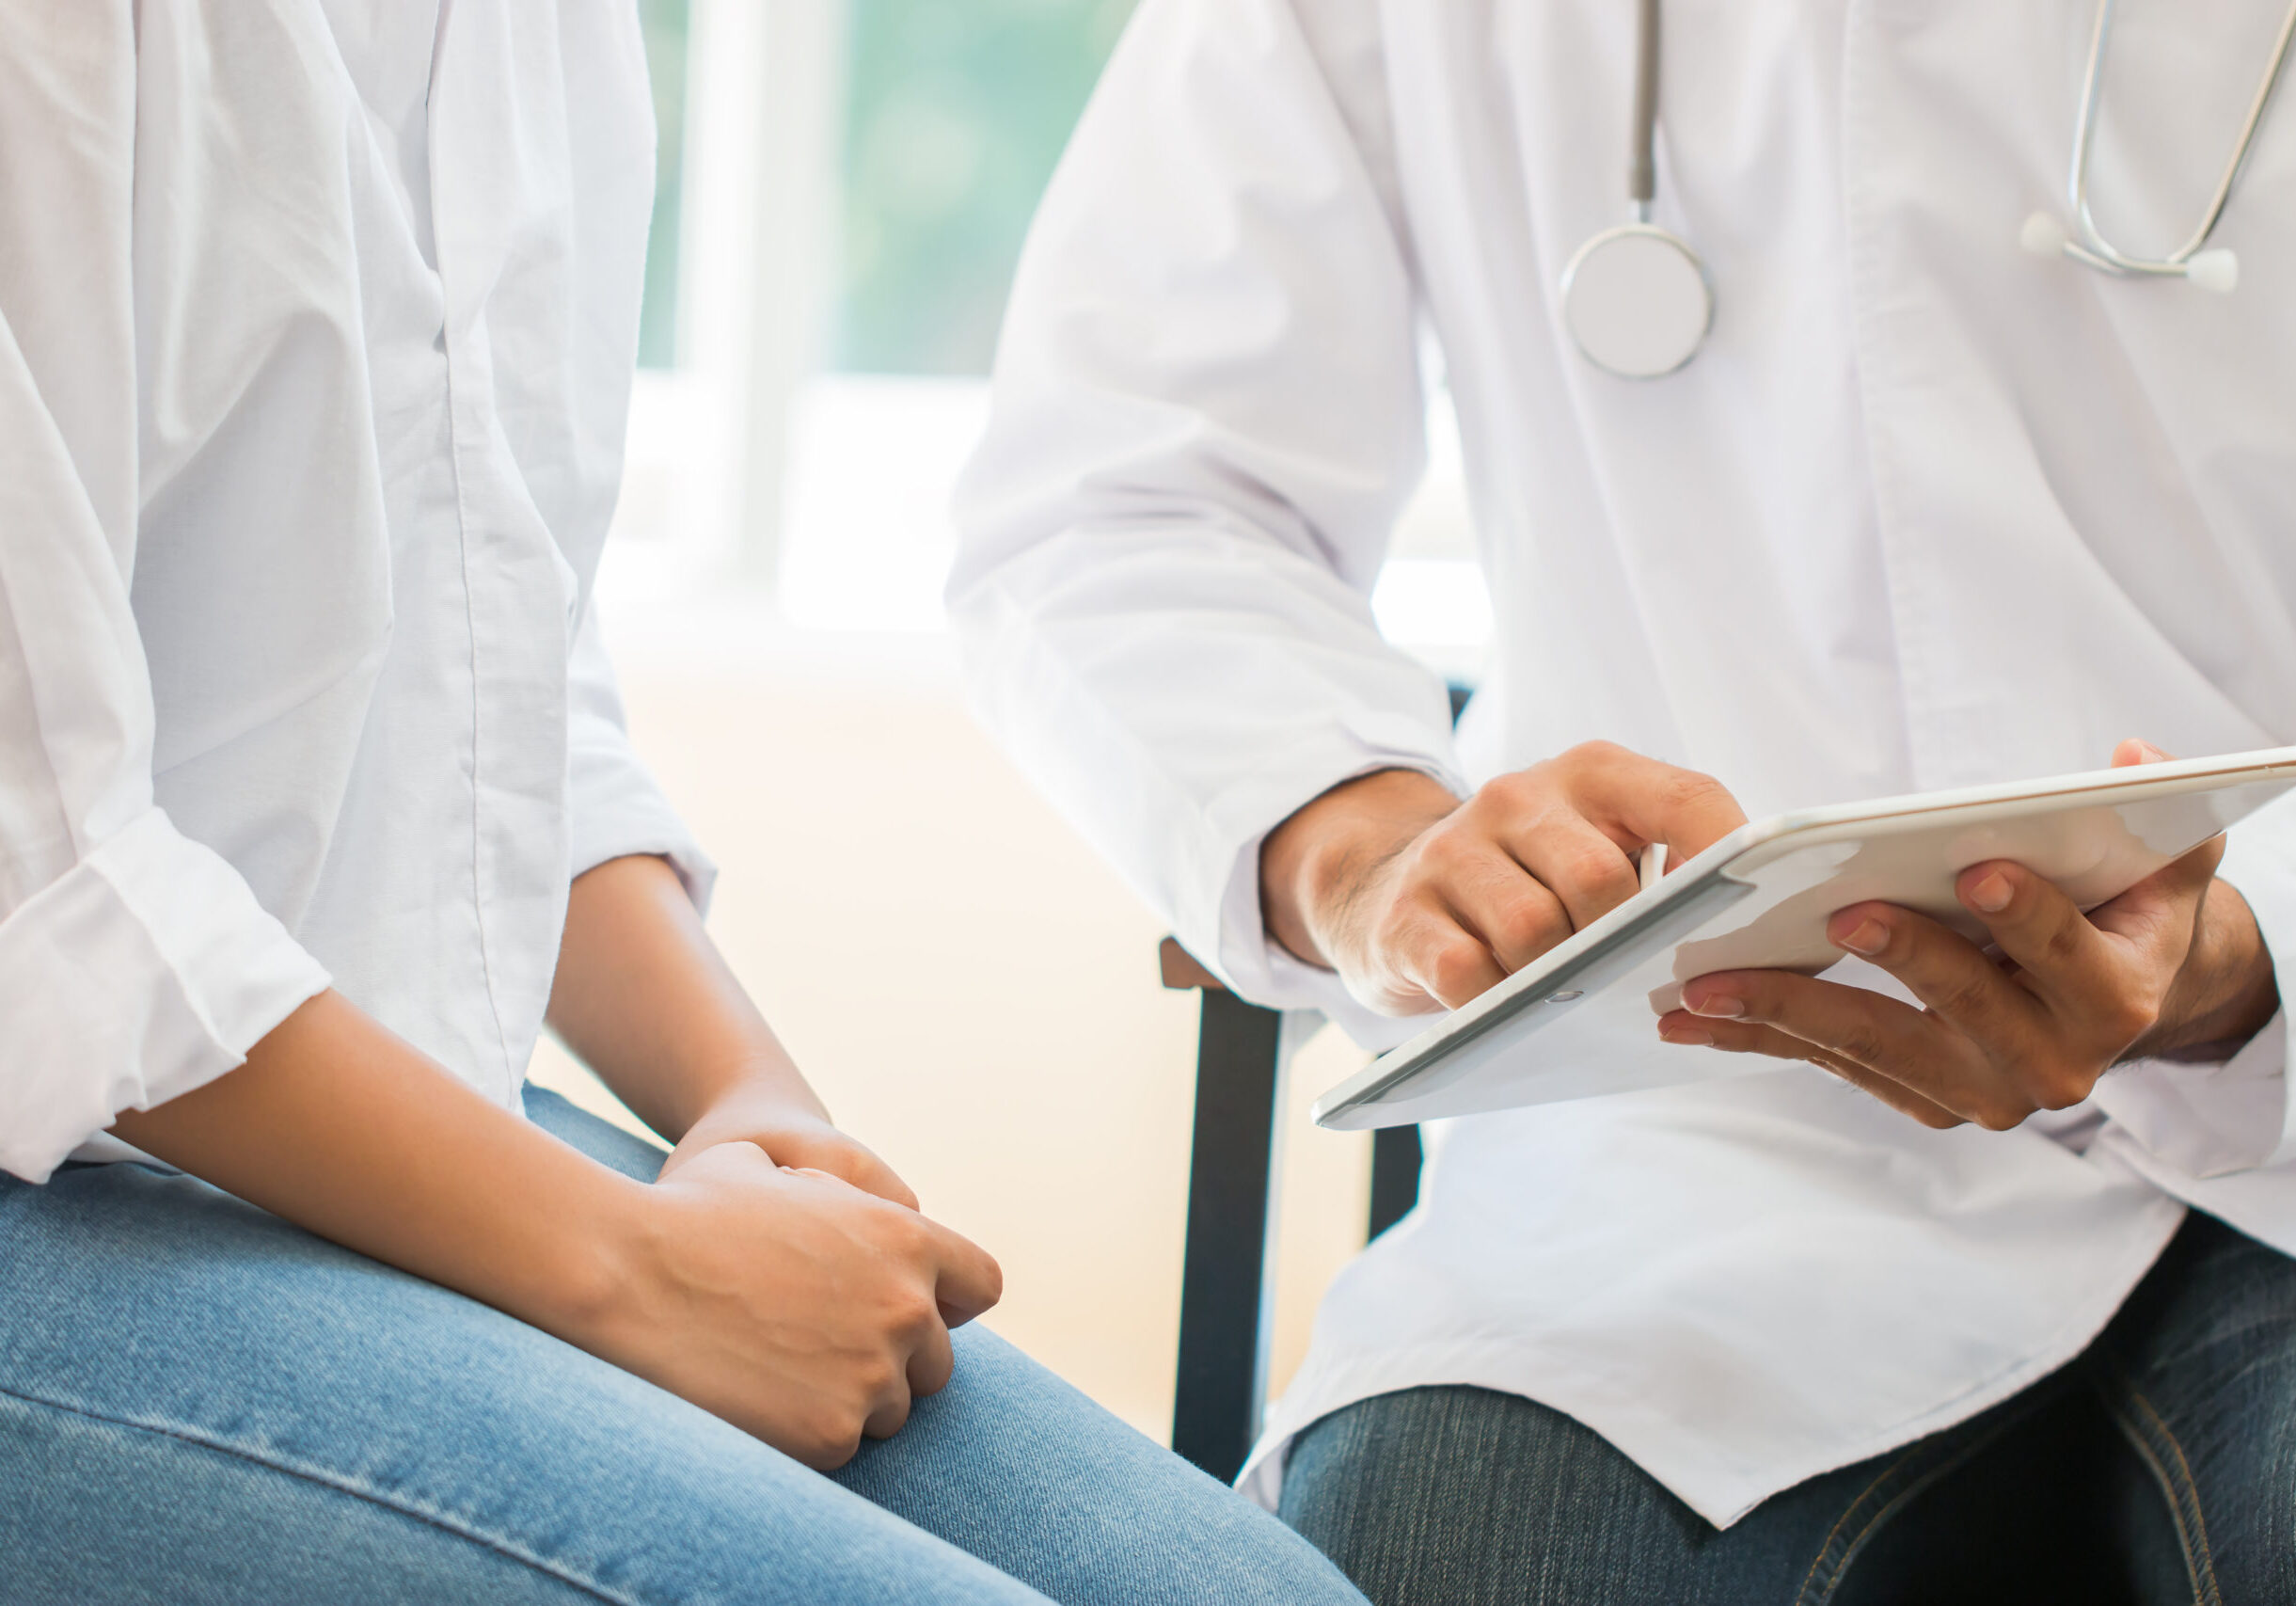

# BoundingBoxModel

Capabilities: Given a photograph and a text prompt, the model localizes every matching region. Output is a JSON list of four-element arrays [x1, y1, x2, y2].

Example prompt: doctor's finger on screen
[[1261, 742, 1748, 1015], [1657, 743, 2280, 1131]]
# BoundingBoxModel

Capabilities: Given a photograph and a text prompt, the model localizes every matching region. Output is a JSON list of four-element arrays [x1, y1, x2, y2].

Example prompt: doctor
[[952, 0, 2296, 1599]]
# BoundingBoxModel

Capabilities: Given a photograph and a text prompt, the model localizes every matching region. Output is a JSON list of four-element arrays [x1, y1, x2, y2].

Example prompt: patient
[[0, 9, 1363, 1603]]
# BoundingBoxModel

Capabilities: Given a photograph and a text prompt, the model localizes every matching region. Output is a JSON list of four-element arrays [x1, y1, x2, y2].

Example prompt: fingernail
[[1660, 1026, 1715, 1047], [1839, 919, 1889, 956], [1969, 872, 2013, 914], [1687, 994, 1745, 1019], [2138, 741, 2167, 763]]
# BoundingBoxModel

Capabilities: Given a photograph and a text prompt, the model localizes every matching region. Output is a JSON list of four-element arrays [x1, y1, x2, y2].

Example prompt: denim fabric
[[1280, 1211, 2296, 1606], [0, 1088, 1366, 1606]]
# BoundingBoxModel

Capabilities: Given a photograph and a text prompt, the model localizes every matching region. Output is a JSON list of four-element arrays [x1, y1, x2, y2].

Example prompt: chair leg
[[1367, 1123, 1422, 1240], [1170, 988, 1284, 1484]]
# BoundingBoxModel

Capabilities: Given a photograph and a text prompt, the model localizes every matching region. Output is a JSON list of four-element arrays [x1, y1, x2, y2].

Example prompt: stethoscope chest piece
[[1560, 223, 1714, 379], [1563, 0, 1714, 379]]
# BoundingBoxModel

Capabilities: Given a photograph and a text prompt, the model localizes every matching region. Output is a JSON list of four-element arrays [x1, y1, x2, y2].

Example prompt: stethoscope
[[1559, 0, 1712, 378], [2022, 0, 2296, 292], [1561, 0, 2296, 380]]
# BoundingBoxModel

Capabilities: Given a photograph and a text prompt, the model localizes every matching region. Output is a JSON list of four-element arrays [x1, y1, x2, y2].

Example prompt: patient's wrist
[[630, 1042, 831, 1148], [679, 1061, 831, 1140], [528, 1167, 657, 1344]]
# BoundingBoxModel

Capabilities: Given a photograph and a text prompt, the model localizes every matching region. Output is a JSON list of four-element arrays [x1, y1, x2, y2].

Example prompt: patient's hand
[[1658, 740, 2281, 1129], [585, 1140, 1002, 1471], [1259, 743, 1748, 1013], [112, 991, 1003, 1474]]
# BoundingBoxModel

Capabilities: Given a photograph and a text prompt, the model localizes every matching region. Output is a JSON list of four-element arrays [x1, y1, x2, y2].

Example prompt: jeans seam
[[1792, 1446, 1921, 1606], [2089, 1363, 2223, 1606], [1791, 1403, 2044, 1606], [0, 1381, 641, 1605]]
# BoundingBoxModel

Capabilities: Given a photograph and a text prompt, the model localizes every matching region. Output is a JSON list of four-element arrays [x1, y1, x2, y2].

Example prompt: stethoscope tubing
[[1629, 0, 1660, 219], [2066, 0, 2296, 276]]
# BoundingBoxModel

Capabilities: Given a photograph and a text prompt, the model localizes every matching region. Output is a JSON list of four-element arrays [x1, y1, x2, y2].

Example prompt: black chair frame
[[1163, 683, 1465, 1484], [1160, 944, 1421, 1484]]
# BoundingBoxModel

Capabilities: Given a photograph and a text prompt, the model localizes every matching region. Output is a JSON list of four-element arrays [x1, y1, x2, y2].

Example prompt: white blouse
[[0, 1, 705, 1183], [953, 0, 2296, 1524]]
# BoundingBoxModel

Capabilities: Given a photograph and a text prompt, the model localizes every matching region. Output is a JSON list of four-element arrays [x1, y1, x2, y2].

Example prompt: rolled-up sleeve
[[2094, 799, 2296, 1259], [2092, 792, 2296, 1244], [564, 599, 715, 914], [0, 9, 327, 1183], [947, 0, 1461, 1031]]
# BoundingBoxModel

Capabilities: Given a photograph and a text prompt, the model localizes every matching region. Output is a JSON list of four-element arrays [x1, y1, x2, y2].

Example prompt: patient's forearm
[[110, 992, 633, 1332], [546, 853, 828, 1141], [106, 988, 1001, 1466]]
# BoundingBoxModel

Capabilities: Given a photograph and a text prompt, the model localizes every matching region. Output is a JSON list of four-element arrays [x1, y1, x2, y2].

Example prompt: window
[[835, 0, 1136, 375], [614, 0, 1484, 669], [790, 0, 1152, 628], [636, 0, 691, 370]]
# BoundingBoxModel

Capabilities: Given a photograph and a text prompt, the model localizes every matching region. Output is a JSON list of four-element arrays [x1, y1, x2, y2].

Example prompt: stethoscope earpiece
[[2023, 209, 2241, 294], [2019, 211, 2072, 258], [2187, 249, 2241, 294], [2023, 0, 2290, 295]]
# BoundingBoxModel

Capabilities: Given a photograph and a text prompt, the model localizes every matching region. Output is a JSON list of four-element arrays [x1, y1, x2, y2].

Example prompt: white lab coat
[[951, 0, 2296, 1525], [0, 3, 705, 1182]]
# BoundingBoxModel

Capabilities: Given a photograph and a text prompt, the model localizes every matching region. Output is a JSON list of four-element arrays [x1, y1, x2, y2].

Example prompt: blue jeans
[[1281, 1210, 2295, 1605], [0, 1088, 1366, 1606]]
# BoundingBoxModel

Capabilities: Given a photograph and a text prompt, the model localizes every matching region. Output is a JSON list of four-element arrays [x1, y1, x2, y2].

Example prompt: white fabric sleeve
[[947, 0, 1463, 1030], [0, 14, 327, 1183], [2092, 792, 2296, 1189], [565, 599, 716, 914]]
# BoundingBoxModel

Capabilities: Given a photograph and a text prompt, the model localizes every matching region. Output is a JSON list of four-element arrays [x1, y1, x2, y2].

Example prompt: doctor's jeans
[[0, 1088, 1368, 1606], [1280, 1209, 2292, 1606]]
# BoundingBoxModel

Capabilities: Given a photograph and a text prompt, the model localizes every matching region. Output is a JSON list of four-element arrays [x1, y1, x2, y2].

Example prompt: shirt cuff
[[0, 808, 330, 1183], [2090, 1011, 2287, 1179], [2090, 817, 2296, 1180], [1191, 708, 1464, 1051], [567, 741, 718, 916]]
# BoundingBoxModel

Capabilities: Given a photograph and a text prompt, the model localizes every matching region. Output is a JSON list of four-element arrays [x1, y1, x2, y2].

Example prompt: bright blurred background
[[530, 0, 1494, 1442]]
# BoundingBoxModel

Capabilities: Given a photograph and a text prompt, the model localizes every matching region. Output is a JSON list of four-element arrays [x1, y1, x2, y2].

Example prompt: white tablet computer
[[1310, 747, 2296, 1132]]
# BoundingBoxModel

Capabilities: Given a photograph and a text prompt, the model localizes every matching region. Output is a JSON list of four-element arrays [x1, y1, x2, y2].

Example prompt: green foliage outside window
[[636, 0, 690, 370], [631, 0, 1132, 377], [836, 0, 1137, 376]]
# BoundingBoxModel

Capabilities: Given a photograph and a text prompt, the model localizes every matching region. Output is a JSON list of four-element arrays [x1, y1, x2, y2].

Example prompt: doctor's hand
[[588, 1139, 1003, 1471], [1260, 743, 1749, 1013], [1657, 740, 2282, 1131]]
